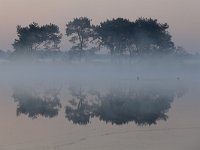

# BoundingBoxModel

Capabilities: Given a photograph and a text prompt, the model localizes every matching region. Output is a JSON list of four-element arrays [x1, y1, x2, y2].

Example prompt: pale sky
[[0, 0, 200, 53]]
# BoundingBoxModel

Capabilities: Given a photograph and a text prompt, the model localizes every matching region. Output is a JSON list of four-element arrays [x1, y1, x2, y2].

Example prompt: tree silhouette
[[13, 22, 62, 54], [95, 18, 133, 55], [96, 17, 175, 56], [133, 18, 175, 55], [11, 17, 180, 58], [66, 17, 94, 57]]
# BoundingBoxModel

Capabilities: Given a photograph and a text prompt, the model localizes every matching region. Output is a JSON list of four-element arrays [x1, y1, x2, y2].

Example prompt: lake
[[0, 62, 199, 150]]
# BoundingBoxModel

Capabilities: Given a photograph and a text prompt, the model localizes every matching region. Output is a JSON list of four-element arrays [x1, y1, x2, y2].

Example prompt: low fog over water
[[0, 57, 199, 150], [0, 55, 199, 84]]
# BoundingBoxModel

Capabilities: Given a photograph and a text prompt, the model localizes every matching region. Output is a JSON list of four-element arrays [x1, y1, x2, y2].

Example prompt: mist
[[0, 55, 199, 85], [1, 0, 200, 149], [0, 54, 197, 125]]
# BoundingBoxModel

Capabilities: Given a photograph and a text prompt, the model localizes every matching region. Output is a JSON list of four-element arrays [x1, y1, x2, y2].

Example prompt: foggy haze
[[0, 1, 200, 149]]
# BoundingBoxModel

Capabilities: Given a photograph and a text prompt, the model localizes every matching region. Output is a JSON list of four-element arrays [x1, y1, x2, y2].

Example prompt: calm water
[[0, 62, 199, 150]]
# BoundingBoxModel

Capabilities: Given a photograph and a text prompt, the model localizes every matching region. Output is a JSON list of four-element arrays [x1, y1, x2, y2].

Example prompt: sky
[[0, 0, 200, 53]]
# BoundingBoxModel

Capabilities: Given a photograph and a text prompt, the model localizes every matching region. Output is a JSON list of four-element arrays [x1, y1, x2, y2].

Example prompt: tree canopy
[[95, 17, 175, 56], [66, 17, 94, 54], [133, 18, 175, 55], [13, 22, 62, 53], [95, 18, 133, 55]]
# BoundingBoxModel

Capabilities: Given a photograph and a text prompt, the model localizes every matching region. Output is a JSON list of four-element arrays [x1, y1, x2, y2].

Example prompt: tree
[[96, 18, 133, 55], [40, 24, 62, 50], [132, 18, 175, 55], [13, 22, 62, 54], [66, 17, 94, 57], [96, 17, 175, 57]]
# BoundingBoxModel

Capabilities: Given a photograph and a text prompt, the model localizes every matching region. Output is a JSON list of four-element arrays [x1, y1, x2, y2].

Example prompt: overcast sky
[[0, 0, 200, 53]]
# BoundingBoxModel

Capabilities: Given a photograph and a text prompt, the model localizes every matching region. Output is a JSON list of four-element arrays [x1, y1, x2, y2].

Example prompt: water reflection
[[12, 84, 186, 125], [13, 87, 61, 119], [65, 86, 186, 125], [95, 88, 173, 125], [65, 86, 99, 125]]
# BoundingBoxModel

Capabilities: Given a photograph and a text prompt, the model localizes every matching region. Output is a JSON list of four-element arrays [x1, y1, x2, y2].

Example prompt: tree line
[[12, 17, 187, 58]]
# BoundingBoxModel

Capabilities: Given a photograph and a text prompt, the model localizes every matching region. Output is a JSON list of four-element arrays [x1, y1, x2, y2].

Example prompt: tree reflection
[[12, 84, 186, 126], [95, 88, 173, 125], [65, 87, 99, 125], [12, 87, 61, 119], [65, 86, 186, 125]]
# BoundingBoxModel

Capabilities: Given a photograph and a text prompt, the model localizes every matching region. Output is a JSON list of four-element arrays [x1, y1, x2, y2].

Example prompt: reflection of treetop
[[13, 88, 61, 119], [12, 85, 186, 126], [65, 86, 184, 126], [95, 88, 174, 125]]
